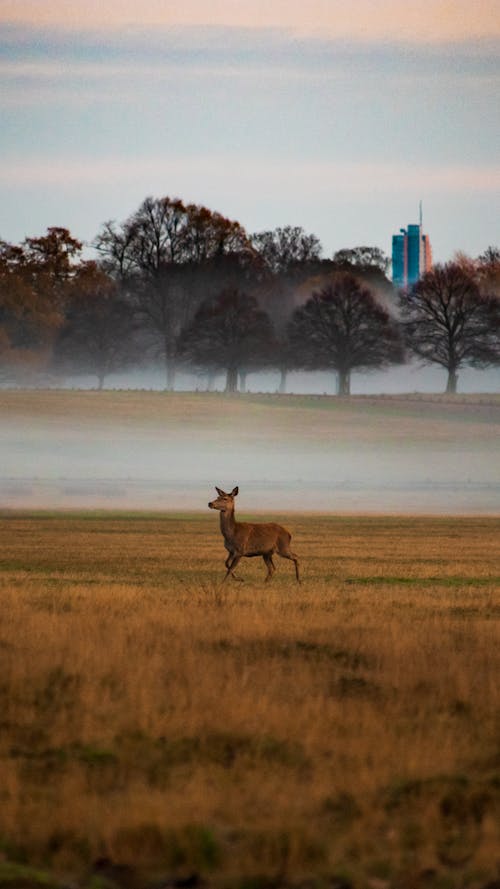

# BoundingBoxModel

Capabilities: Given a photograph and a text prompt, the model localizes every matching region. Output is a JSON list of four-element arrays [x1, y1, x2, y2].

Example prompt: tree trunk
[[446, 369, 458, 394], [166, 357, 176, 392], [225, 366, 238, 393], [239, 370, 247, 393], [278, 368, 287, 394], [338, 369, 351, 396], [97, 372, 105, 391]]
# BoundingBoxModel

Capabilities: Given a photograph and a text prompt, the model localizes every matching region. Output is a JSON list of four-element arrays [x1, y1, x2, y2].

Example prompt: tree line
[[1, 196, 499, 394]]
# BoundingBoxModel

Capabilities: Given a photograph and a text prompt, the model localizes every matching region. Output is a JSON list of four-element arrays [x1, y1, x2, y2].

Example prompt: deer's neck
[[220, 508, 237, 543]]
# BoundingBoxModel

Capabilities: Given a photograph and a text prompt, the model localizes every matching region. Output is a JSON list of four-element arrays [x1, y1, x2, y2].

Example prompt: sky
[[1, 0, 499, 264]]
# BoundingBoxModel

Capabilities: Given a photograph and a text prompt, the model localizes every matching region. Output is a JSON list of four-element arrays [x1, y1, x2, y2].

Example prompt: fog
[[38, 363, 500, 396], [1, 373, 499, 514]]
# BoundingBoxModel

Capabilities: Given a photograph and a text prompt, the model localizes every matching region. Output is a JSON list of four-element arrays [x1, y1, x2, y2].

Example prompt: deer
[[208, 486, 300, 583]]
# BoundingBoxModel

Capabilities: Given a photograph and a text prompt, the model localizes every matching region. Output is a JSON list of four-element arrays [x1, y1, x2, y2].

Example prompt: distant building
[[392, 230, 408, 289], [392, 208, 432, 288]]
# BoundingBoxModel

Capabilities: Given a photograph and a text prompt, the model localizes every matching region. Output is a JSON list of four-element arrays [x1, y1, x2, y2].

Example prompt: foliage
[[0, 229, 84, 381], [22, 227, 83, 285]]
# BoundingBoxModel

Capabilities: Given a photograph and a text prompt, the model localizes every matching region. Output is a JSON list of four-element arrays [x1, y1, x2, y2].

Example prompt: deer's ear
[[231, 486, 239, 497], [215, 486, 225, 496]]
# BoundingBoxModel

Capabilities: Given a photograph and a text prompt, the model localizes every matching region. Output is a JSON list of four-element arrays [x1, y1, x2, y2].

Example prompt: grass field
[[0, 511, 499, 888]]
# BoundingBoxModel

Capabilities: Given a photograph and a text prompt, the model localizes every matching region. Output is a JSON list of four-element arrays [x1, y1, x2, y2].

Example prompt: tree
[[182, 203, 252, 263], [401, 263, 500, 393], [53, 263, 139, 389], [179, 288, 275, 392], [332, 246, 389, 273], [94, 196, 252, 389], [477, 246, 500, 267], [23, 227, 83, 289], [0, 229, 83, 380], [288, 272, 403, 395], [251, 226, 322, 275], [248, 227, 325, 390], [476, 247, 500, 305]]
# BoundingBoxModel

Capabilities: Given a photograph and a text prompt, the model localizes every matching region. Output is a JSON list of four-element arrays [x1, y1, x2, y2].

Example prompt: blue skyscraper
[[407, 224, 423, 286], [391, 209, 432, 289], [392, 230, 407, 289]]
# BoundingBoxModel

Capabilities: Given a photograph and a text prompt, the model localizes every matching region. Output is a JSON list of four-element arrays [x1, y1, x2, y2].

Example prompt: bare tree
[[94, 196, 251, 389], [251, 226, 322, 275], [477, 246, 500, 267], [332, 245, 389, 273], [288, 272, 403, 395], [179, 288, 275, 392], [401, 263, 500, 393]]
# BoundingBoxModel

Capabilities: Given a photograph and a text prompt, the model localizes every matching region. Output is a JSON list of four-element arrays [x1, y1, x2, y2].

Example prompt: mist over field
[[1, 389, 499, 514], [29, 362, 500, 396]]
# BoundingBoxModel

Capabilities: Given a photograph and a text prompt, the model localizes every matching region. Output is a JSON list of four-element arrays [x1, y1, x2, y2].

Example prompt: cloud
[[2, 154, 499, 195], [1, 0, 500, 42], [1, 22, 498, 96], [2, 24, 497, 177]]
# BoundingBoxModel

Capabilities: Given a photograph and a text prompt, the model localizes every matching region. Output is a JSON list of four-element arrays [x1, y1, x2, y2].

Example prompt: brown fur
[[208, 486, 300, 582]]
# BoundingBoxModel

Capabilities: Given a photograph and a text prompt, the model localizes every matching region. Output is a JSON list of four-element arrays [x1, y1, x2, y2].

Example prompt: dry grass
[[2, 390, 500, 452], [0, 512, 499, 888]]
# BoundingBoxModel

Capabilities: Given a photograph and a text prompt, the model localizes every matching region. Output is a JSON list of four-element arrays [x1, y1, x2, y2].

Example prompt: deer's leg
[[224, 553, 243, 583], [225, 552, 241, 578], [279, 550, 301, 583], [263, 552, 275, 582]]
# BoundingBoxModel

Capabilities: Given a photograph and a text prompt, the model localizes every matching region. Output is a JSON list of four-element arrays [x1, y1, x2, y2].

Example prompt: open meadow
[[0, 511, 499, 889]]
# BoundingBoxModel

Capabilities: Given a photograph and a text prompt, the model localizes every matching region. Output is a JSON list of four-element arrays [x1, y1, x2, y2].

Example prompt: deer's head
[[208, 486, 239, 511]]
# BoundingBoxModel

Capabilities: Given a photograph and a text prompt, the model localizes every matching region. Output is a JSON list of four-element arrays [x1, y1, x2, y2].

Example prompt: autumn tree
[[23, 227, 83, 287], [476, 247, 500, 312], [288, 272, 403, 395], [178, 288, 275, 392], [0, 229, 83, 380], [94, 196, 252, 389], [401, 263, 500, 393]]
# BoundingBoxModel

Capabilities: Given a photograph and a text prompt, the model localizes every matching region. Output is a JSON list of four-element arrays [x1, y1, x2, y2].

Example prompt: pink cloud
[[2, 155, 499, 194], [1, 0, 499, 42]]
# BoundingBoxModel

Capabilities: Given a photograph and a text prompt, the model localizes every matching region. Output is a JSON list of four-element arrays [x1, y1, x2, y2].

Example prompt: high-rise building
[[422, 234, 433, 273], [392, 230, 407, 289], [391, 207, 432, 289]]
